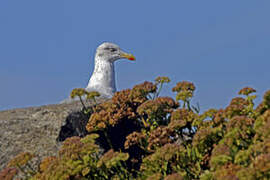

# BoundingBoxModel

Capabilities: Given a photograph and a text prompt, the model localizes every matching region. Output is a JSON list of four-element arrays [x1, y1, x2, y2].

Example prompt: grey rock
[[0, 98, 107, 170]]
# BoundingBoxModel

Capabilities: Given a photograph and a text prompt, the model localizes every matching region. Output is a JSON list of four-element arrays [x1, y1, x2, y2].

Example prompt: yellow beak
[[120, 52, 136, 61]]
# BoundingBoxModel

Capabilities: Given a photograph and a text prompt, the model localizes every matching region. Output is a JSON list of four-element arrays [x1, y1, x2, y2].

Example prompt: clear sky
[[0, 0, 269, 111]]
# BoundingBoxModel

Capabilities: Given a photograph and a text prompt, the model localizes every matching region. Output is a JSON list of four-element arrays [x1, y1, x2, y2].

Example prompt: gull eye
[[109, 48, 117, 52], [105, 47, 117, 52]]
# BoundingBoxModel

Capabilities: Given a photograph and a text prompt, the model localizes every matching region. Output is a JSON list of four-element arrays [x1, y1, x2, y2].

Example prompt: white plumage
[[85, 42, 135, 97]]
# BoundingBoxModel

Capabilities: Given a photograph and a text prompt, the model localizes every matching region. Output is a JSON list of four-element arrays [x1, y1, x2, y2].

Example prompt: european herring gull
[[86, 42, 135, 97], [62, 42, 135, 103]]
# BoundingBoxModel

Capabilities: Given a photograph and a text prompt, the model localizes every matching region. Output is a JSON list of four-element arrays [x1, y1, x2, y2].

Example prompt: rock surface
[[0, 99, 106, 170]]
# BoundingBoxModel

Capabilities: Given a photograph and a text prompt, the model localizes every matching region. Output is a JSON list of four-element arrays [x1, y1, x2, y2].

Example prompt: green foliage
[[1, 152, 36, 179], [70, 88, 100, 113], [140, 144, 185, 178], [30, 134, 131, 180], [3, 77, 270, 180]]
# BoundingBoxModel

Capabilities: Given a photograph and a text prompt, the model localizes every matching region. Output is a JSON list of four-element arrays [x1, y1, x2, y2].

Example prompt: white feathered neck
[[86, 54, 116, 97]]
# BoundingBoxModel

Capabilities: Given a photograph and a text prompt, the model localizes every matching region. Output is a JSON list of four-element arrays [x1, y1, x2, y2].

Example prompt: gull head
[[96, 42, 135, 63]]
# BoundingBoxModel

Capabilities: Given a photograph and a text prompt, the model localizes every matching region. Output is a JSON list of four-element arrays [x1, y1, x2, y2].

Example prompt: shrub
[[3, 78, 270, 180]]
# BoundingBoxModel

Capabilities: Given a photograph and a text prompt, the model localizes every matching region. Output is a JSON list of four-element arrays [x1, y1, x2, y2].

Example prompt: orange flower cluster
[[130, 81, 157, 103], [140, 143, 184, 177], [137, 97, 179, 127], [226, 116, 255, 137], [211, 144, 231, 158], [86, 82, 156, 132], [32, 134, 101, 180], [0, 152, 36, 180], [169, 108, 197, 129], [212, 163, 242, 179], [7, 152, 35, 168], [172, 81, 195, 92], [254, 110, 270, 141], [86, 91, 100, 100], [3, 78, 270, 180], [164, 173, 184, 180], [124, 131, 146, 149], [256, 90, 270, 114], [155, 76, 171, 84], [97, 149, 129, 169], [238, 87, 256, 96], [0, 167, 17, 180], [70, 88, 87, 99], [212, 109, 226, 126], [39, 156, 57, 173], [86, 91, 136, 132], [147, 126, 174, 152], [137, 97, 178, 116], [264, 90, 270, 107], [172, 81, 196, 105], [225, 97, 249, 118]]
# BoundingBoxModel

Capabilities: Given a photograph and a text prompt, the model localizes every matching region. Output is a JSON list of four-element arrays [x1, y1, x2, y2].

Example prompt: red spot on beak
[[128, 57, 135, 61]]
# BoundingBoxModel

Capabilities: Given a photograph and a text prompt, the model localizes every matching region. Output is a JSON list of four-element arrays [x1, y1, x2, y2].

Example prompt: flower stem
[[79, 96, 86, 110]]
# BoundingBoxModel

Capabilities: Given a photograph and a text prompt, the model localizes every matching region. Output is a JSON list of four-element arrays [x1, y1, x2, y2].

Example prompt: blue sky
[[0, 1, 269, 111]]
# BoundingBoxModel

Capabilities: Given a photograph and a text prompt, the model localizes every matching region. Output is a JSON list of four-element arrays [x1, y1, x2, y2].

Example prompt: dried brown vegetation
[[2, 78, 270, 180]]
